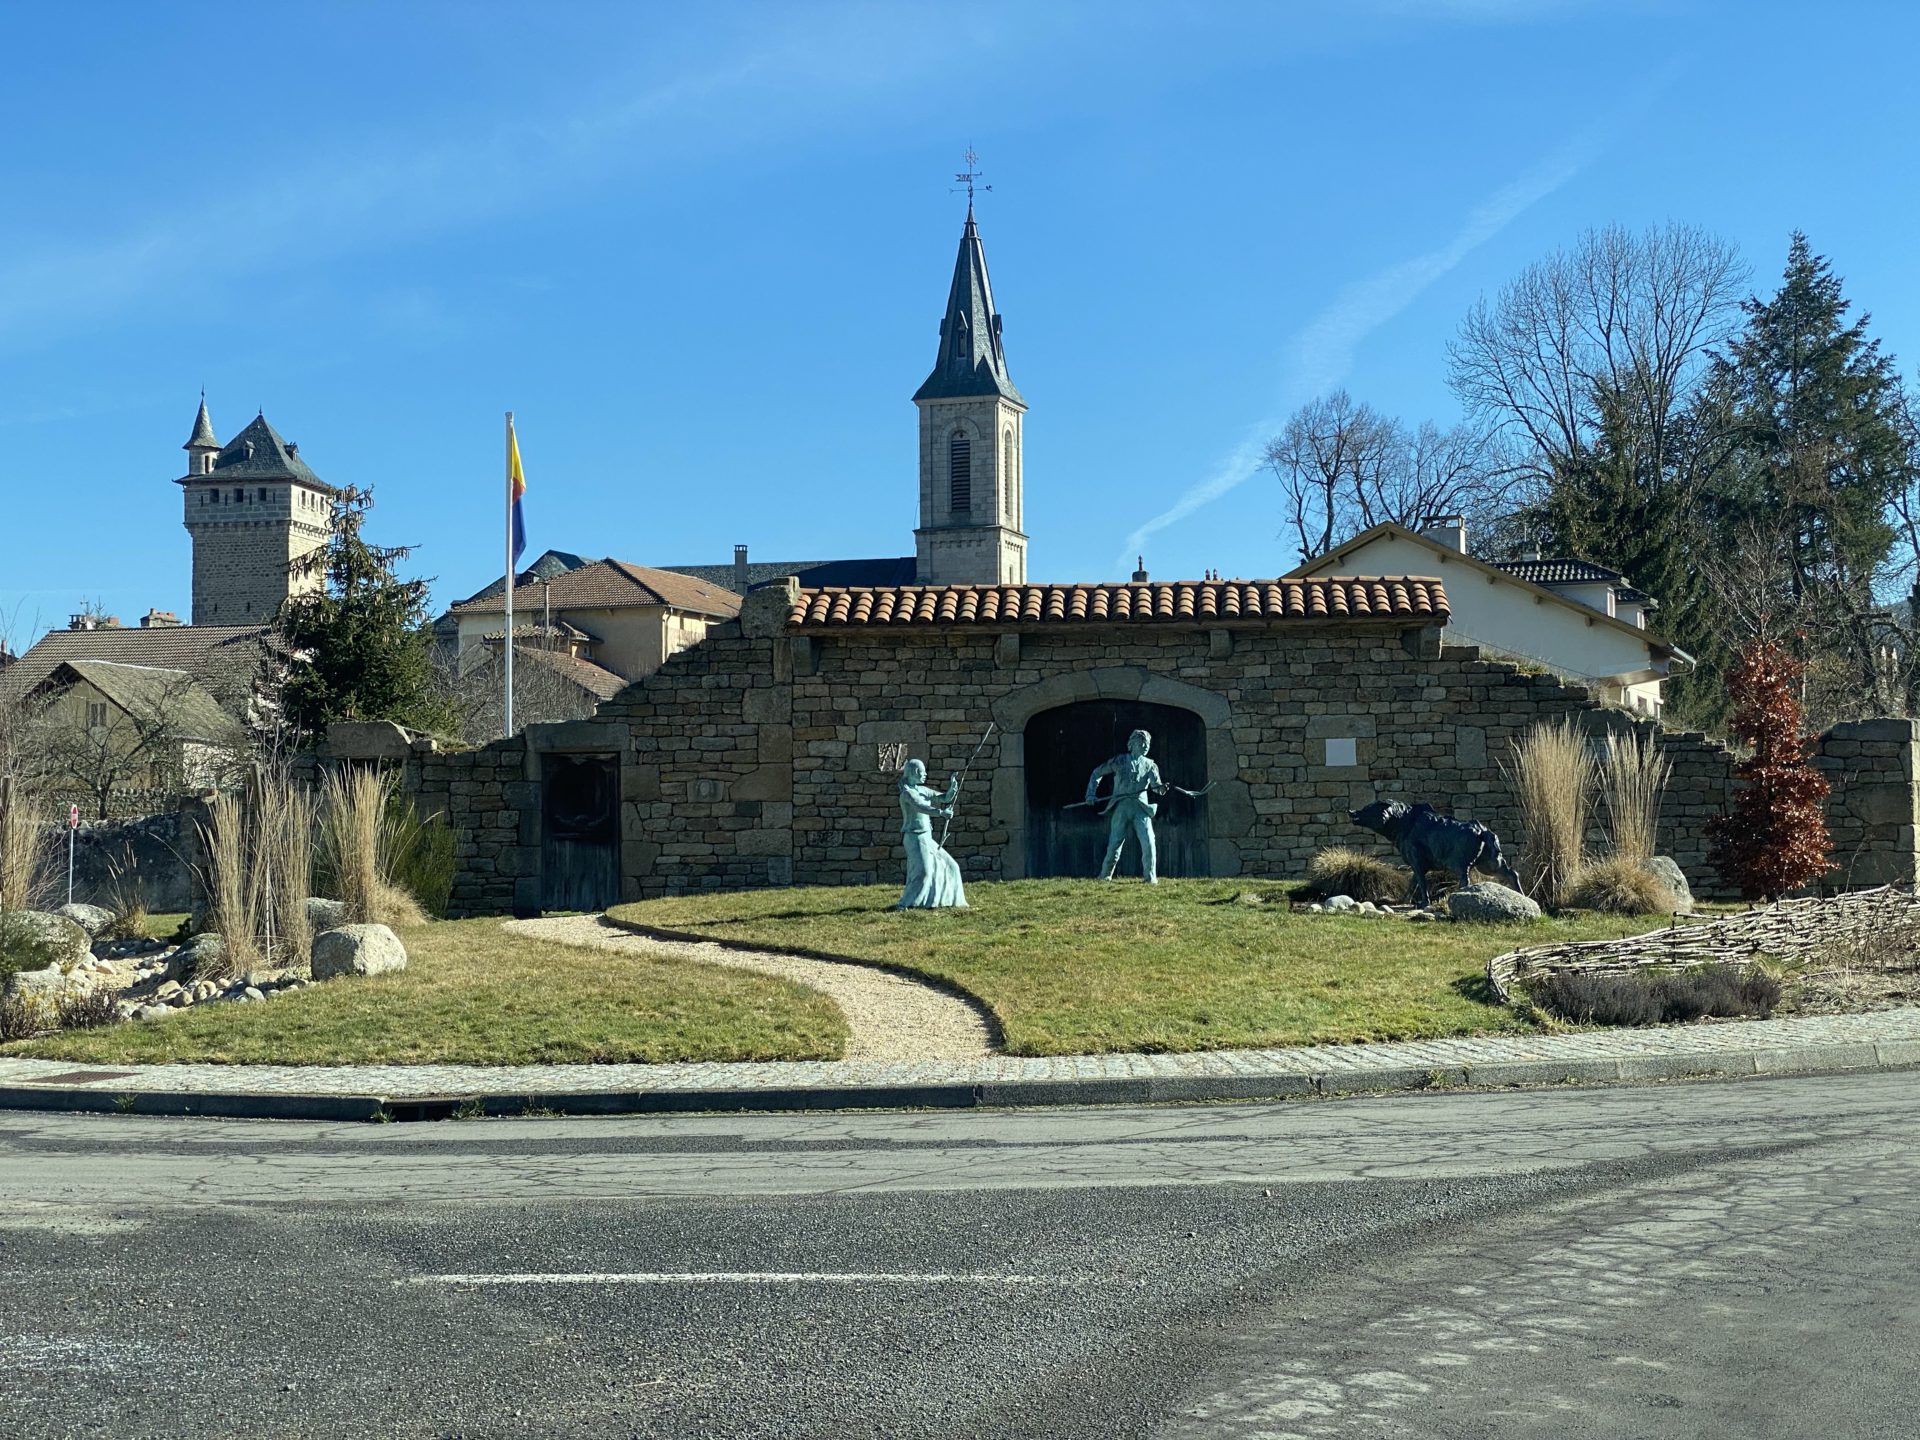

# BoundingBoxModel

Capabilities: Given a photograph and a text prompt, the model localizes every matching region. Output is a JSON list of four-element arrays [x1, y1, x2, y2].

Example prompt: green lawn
[[610, 879, 1687, 1056], [5, 918, 846, 1066]]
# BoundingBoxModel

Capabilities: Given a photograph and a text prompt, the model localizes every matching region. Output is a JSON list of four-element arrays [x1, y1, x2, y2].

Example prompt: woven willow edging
[[1485, 885, 1920, 1003]]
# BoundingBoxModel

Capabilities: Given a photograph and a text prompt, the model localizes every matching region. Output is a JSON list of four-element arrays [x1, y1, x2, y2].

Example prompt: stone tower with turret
[[913, 204, 1027, 584], [176, 399, 335, 625]]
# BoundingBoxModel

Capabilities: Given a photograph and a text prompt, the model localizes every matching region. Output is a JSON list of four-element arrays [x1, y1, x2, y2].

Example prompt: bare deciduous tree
[[1264, 390, 1513, 562], [1448, 222, 1746, 495], [433, 642, 608, 743]]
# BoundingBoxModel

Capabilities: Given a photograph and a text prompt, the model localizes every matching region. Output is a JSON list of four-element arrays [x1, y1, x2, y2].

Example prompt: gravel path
[[504, 915, 995, 1062]]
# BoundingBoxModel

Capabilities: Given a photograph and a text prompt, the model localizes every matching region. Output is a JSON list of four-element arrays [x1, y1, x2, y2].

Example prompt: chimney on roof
[[140, 608, 182, 628], [1132, 556, 1149, 583], [733, 544, 750, 596], [1420, 515, 1467, 553]]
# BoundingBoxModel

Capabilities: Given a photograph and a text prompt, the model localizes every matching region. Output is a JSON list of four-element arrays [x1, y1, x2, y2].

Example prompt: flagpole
[[504, 410, 515, 739]]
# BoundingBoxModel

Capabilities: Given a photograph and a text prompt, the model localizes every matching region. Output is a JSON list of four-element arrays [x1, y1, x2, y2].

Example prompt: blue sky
[[4, 0, 1918, 642]]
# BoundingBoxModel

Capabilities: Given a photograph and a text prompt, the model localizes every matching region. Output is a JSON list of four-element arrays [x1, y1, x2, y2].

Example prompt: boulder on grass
[[2, 911, 92, 970], [1445, 882, 1543, 924], [1644, 856, 1695, 913], [311, 924, 408, 981], [58, 902, 116, 937], [306, 897, 350, 931], [169, 933, 227, 982]]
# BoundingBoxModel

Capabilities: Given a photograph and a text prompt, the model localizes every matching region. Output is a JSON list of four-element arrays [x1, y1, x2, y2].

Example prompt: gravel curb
[[4, 1034, 1919, 1121]]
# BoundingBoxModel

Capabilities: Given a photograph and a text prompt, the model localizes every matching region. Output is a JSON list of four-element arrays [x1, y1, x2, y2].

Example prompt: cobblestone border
[[4, 1008, 1918, 1121]]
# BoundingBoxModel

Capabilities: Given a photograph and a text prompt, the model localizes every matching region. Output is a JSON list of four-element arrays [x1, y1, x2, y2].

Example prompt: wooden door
[[540, 753, 619, 912]]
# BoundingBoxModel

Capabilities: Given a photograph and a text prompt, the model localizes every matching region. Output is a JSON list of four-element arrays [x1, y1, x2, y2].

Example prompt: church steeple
[[914, 204, 1022, 405], [912, 172, 1028, 586]]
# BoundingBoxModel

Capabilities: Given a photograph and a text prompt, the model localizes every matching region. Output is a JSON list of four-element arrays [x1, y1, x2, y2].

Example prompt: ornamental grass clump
[[319, 767, 427, 927], [0, 773, 57, 915], [195, 770, 315, 979], [1600, 730, 1670, 864], [198, 795, 259, 978], [1709, 641, 1834, 901], [1300, 847, 1407, 904], [1504, 718, 1594, 909], [1567, 856, 1679, 915]]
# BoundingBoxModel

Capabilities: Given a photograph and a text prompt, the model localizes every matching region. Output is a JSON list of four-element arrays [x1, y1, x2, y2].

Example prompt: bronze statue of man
[[1085, 728, 1164, 883]]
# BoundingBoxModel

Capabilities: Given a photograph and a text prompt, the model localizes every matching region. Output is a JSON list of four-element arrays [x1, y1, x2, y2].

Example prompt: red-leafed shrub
[[1709, 642, 1834, 901]]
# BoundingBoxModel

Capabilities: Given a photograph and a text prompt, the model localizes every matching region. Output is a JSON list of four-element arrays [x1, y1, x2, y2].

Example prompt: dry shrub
[[1301, 847, 1407, 904], [198, 795, 259, 978], [319, 767, 425, 926], [101, 842, 150, 941], [320, 767, 389, 924], [1568, 857, 1680, 915], [384, 799, 457, 918], [195, 771, 315, 978], [0, 773, 57, 914], [1601, 730, 1670, 864], [55, 985, 119, 1031], [1529, 963, 1780, 1026], [1504, 718, 1594, 908], [253, 770, 313, 967]]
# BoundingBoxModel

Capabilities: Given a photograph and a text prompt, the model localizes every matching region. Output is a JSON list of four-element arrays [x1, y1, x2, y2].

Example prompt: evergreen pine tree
[[1707, 640, 1834, 901], [273, 487, 452, 743], [1708, 233, 1907, 716]]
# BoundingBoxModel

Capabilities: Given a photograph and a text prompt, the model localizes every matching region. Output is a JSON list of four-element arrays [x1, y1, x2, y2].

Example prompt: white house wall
[[1308, 535, 1667, 704]]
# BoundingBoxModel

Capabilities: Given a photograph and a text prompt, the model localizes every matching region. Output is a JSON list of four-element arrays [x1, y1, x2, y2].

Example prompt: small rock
[[1305, 902, 1325, 914], [1324, 895, 1357, 913], [1408, 910, 1437, 923], [132, 1004, 175, 1021], [311, 924, 408, 980], [243, 986, 265, 1002], [154, 981, 183, 1000]]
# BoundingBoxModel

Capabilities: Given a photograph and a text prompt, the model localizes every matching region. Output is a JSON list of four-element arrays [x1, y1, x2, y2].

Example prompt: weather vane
[[953, 146, 991, 205]]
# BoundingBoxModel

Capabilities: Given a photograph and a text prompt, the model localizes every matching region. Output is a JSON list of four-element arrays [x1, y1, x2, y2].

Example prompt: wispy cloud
[[1113, 125, 1605, 573]]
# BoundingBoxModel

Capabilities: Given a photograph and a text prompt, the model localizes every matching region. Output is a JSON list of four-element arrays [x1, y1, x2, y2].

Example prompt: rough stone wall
[[430, 584, 1919, 915], [183, 487, 328, 625], [1816, 719, 1919, 888]]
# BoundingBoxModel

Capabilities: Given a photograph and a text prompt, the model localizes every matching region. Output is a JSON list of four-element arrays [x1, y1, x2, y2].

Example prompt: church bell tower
[[913, 193, 1027, 585]]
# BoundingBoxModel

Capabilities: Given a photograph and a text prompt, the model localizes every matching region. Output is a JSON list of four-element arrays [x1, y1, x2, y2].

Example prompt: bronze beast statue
[[1348, 799, 1523, 908]]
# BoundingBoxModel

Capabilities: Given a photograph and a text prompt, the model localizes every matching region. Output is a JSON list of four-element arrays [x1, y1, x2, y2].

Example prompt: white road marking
[[406, 1271, 1068, 1287]]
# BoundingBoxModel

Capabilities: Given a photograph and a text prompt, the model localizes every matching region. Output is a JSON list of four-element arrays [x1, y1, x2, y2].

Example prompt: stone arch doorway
[[1023, 700, 1211, 878]]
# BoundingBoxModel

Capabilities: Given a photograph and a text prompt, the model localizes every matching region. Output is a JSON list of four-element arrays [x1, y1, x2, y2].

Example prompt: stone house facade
[[398, 575, 1918, 916]]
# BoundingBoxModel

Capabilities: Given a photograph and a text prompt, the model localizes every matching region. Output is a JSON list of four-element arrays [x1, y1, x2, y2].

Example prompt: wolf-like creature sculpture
[[1348, 799, 1523, 908]]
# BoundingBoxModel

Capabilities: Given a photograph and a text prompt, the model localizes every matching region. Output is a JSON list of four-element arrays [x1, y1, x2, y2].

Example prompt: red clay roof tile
[[786, 577, 1449, 631]]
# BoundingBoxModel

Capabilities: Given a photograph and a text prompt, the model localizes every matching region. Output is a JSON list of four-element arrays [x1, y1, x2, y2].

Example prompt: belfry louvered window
[[1002, 429, 1014, 520], [949, 430, 972, 513]]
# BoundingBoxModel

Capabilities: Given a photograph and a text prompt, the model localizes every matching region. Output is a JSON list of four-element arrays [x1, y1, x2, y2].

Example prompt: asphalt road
[[3, 1071, 1917, 1438]]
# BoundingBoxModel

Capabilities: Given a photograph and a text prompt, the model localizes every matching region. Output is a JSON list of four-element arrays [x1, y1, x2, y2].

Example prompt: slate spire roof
[[203, 413, 329, 489], [913, 204, 1023, 404], [184, 395, 218, 452]]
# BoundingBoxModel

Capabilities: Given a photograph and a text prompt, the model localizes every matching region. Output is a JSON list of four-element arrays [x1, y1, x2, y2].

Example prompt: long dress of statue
[[897, 759, 968, 909], [1086, 729, 1164, 883]]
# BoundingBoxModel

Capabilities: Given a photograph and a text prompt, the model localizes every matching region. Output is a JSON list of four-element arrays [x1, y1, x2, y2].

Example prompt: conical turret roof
[[184, 395, 218, 451], [913, 206, 1023, 404]]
